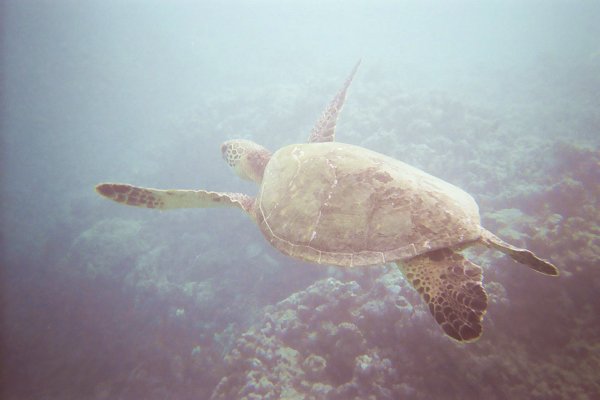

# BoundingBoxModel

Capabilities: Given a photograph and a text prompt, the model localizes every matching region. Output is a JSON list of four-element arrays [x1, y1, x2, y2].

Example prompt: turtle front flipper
[[308, 60, 361, 143], [479, 229, 559, 276], [95, 183, 254, 214], [397, 249, 488, 342]]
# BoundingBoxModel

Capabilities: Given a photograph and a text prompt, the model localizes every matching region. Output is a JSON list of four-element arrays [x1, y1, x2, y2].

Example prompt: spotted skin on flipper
[[96, 183, 255, 213], [96, 183, 164, 208], [397, 249, 488, 342], [308, 60, 361, 143]]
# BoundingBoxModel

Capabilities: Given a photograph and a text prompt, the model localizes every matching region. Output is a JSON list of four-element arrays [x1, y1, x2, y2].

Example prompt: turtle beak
[[220, 142, 229, 161]]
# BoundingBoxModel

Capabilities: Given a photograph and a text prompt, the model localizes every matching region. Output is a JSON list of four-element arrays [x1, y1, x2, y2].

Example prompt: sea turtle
[[96, 61, 558, 342]]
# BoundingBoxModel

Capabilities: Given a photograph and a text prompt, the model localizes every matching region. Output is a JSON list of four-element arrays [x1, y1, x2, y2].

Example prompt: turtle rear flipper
[[480, 229, 559, 276], [96, 183, 254, 214], [397, 249, 488, 342]]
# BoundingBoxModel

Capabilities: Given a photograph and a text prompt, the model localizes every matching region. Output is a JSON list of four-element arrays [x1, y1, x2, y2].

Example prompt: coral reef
[[483, 142, 600, 276], [211, 262, 600, 399], [211, 268, 431, 400]]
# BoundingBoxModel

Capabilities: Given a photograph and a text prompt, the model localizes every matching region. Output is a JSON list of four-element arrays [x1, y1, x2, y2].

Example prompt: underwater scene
[[2, 1, 600, 399]]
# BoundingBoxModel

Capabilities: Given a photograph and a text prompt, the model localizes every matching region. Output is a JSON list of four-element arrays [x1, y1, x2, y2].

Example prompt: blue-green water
[[2, 1, 599, 399]]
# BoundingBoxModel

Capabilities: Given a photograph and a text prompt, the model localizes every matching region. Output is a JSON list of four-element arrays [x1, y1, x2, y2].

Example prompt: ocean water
[[1, 1, 599, 399]]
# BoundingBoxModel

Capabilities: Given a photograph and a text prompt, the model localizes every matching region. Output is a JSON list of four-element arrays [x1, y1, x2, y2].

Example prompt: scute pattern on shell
[[257, 142, 482, 267]]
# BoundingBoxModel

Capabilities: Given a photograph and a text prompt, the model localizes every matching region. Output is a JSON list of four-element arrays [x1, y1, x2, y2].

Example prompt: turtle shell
[[256, 142, 481, 267]]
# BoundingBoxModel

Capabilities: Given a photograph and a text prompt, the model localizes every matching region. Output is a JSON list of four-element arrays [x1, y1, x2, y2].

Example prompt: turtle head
[[221, 139, 271, 183]]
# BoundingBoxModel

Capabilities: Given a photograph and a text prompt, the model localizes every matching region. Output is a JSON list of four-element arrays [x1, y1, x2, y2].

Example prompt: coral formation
[[211, 270, 428, 400], [212, 264, 600, 399]]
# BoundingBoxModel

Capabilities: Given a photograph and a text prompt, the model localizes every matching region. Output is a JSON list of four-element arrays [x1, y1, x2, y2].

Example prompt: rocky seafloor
[[3, 60, 600, 400]]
